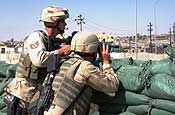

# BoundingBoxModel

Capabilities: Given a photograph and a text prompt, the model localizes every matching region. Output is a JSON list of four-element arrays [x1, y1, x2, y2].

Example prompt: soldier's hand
[[57, 45, 71, 56], [99, 43, 110, 64]]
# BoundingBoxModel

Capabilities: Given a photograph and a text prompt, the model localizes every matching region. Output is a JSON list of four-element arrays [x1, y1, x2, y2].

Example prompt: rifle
[[50, 30, 78, 50], [32, 54, 60, 115], [33, 31, 78, 115]]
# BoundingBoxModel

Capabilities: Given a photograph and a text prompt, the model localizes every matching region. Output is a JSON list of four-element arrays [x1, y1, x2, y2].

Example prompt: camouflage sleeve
[[26, 32, 60, 67], [76, 61, 119, 93]]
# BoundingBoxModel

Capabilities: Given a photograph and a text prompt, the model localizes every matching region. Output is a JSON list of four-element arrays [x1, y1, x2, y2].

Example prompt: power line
[[85, 17, 129, 32], [84, 24, 100, 31]]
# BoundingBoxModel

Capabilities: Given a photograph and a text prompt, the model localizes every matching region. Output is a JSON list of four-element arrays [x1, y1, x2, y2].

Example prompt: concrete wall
[[110, 52, 168, 60], [0, 52, 169, 64], [0, 53, 20, 64]]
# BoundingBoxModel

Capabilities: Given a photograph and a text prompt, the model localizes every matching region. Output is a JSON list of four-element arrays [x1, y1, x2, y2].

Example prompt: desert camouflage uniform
[[44, 54, 119, 115], [5, 29, 61, 102]]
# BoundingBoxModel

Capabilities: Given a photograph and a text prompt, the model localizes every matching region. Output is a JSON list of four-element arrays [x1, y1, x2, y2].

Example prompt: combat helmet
[[71, 31, 100, 53], [39, 5, 69, 23]]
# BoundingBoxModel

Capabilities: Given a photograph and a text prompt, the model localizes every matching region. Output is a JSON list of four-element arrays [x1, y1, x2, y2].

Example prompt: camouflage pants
[[5, 77, 39, 102]]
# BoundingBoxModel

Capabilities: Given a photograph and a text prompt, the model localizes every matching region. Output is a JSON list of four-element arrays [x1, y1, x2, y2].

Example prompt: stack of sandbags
[[92, 45, 175, 115], [0, 61, 17, 114]]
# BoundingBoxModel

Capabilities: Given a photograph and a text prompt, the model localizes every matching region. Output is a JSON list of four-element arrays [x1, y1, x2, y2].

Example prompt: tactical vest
[[15, 30, 52, 84], [52, 57, 92, 115]]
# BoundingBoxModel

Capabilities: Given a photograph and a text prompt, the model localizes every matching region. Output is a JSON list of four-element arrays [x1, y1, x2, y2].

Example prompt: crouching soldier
[[43, 31, 120, 115]]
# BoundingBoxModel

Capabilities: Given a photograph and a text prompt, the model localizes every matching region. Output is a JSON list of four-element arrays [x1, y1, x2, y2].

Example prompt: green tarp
[[142, 74, 175, 101]]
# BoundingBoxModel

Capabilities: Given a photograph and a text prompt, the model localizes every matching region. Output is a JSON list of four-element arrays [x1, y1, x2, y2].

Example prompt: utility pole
[[135, 0, 138, 59], [169, 27, 172, 46], [173, 22, 175, 44], [147, 22, 153, 53], [129, 36, 132, 53], [154, 0, 160, 43], [75, 14, 85, 31]]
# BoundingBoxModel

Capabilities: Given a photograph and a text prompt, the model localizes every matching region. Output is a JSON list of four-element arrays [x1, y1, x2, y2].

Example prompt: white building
[[0, 45, 22, 64]]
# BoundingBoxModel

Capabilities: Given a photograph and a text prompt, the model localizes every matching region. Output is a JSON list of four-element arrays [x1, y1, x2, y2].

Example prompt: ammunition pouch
[[22, 54, 39, 80], [16, 53, 47, 84]]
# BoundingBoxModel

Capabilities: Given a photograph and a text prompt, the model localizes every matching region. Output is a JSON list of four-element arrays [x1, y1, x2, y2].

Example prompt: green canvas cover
[[164, 44, 175, 60], [0, 61, 17, 114], [151, 99, 175, 113], [149, 59, 175, 76], [118, 112, 137, 115], [142, 74, 175, 101], [116, 60, 152, 92], [126, 105, 175, 115]]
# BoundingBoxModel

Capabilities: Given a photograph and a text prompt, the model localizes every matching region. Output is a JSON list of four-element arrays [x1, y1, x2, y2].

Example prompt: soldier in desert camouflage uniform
[[4, 5, 71, 115], [44, 31, 120, 115]]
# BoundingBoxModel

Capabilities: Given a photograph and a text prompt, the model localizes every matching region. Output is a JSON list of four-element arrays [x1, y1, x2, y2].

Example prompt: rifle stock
[[33, 72, 55, 115], [32, 54, 59, 115]]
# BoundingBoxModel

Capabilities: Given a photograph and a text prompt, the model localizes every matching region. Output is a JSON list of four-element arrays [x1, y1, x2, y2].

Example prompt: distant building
[[0, 43, 23, 64]]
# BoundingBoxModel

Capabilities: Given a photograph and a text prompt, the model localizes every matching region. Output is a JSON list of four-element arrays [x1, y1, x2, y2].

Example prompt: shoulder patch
[[29, 41, 39, 49]]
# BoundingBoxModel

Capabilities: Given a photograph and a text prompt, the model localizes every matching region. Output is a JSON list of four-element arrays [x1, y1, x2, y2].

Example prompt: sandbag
[[91, 90, 150, 113], [164, 44, 175, 60], [151, 99, 175, 114], [6, 64, 17, 78], [113, 91, 151, 106], [149, 60, 175, 76], [95, 57, 142, 72], [0, 78, 13, 95], [0, 92, 7, 111], [0, 62, 12, 77], [142, 74, 175, 101], [0, 61, 17, 83], [117, 65, 143, 92], [126, 105, 175, 115], [118, 112, 137, 115], [150, 108, 175, 115], [116, 60, 151, 92], [110, 57, 143, 71]]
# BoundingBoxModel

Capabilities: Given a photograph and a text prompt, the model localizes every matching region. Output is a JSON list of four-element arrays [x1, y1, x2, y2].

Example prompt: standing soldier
[[4, 5, 71, 115], [44, 31, 120, 115]]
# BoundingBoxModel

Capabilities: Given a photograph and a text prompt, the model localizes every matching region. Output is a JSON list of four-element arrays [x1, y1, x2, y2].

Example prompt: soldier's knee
[[5, 77, 38, 102]]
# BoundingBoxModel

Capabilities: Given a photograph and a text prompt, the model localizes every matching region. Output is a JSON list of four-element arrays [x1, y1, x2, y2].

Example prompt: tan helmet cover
[[71, 31, 100, 53], [39, 5, 69, 23]]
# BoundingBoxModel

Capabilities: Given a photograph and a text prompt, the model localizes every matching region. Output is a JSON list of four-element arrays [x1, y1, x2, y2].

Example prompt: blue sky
[[0, 0, 175, 41]]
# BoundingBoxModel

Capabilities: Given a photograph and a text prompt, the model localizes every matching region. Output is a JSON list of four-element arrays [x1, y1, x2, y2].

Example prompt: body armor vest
[[15, 30, 54, 84], [52, 57, 92, 114]]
